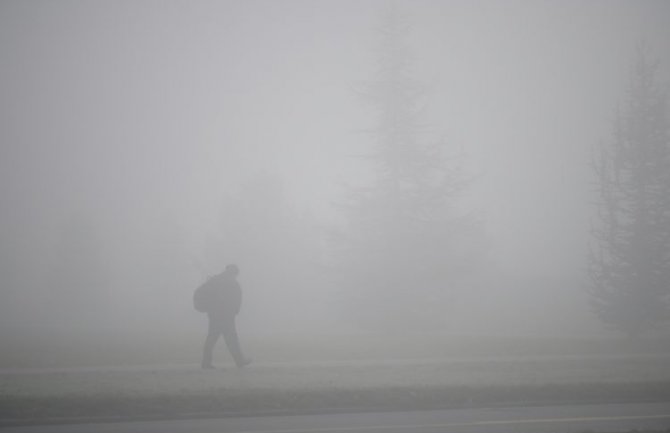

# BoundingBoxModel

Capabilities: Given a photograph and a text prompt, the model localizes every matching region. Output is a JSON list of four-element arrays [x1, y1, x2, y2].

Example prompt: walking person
[[196, 264, 251, 369]]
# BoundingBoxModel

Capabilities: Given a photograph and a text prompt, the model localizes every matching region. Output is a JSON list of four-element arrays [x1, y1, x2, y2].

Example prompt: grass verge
[[2, 381, 670, 426]]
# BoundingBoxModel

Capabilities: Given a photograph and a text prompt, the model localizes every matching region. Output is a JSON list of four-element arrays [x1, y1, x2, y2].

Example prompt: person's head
[[225, 264, 239, 277]]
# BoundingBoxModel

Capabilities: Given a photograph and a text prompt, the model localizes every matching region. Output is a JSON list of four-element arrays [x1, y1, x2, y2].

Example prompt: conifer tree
[[588, 47, 670, 337], [333, 6, 484, 331]]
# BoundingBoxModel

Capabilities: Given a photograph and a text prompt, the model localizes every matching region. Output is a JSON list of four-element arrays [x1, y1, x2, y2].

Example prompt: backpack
[[193, 275, 221, 313]]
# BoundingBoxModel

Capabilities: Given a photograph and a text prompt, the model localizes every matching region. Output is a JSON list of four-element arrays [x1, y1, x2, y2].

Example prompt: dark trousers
[[202, 313, 245, 367]]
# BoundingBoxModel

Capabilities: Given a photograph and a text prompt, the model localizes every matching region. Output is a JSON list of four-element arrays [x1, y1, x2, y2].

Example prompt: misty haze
[[1, 0, 670, 427]]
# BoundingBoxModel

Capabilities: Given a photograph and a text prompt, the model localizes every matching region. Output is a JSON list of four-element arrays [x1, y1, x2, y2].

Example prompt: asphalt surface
[[3, 402, 670, 433]]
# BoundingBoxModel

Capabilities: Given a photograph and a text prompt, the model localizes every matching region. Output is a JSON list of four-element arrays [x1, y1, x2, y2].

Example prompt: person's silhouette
[[201, 264, 251, 369]]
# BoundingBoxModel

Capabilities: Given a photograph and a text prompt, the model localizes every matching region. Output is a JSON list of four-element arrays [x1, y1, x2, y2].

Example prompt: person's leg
[[202, 315, 222, 368], [221, 316, 250, 367]]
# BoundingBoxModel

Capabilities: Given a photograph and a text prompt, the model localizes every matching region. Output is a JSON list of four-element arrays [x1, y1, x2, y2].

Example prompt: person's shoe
[[201, 363, 216, 370], [236, 357, 252, 368]]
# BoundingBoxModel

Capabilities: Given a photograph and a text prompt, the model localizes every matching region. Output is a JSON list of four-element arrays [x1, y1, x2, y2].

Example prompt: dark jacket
[[210, 272, 242, 317]]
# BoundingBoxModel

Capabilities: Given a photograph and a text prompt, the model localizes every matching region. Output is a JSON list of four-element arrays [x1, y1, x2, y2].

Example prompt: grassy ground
[[2, 331, 670, 368], [3, 381, 670, 423], [2, 333, 670, 424]]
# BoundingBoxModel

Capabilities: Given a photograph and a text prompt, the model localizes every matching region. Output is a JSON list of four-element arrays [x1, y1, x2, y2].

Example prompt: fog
[[1, 0, 669, 352]]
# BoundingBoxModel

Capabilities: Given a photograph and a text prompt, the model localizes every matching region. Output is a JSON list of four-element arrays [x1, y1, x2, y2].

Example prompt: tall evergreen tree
[[332, 6, 484, 332], [588, 46, 670, 337]]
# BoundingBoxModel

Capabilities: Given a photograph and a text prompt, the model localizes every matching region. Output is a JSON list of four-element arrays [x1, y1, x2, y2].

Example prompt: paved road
[[4, 402, 670, 433]]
